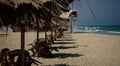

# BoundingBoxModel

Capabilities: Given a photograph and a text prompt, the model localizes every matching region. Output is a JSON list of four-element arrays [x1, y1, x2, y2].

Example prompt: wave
[[104, 31, 120, 34], [73, 26, 101, 32], [73, 25, 120, 35], [0, 26, 13, 32]]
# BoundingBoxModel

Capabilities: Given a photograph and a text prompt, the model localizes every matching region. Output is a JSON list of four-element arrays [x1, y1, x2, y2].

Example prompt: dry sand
[[0, 32, 120, 66]]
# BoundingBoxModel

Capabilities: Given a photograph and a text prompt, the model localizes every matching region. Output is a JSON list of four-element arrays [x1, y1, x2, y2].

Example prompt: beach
[[0, 32, 120, 66]]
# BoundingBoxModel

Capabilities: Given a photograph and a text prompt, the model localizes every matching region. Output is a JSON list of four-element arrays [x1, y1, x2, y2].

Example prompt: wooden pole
[[37, 28, 39, 43], [36, 24, 40, 49], [45, 22, 47, 43], [51, 24, 54, 44], [21, 24, 25, 66], [70, 18, 74, 33], [54, 29, 57, 40], [45, 30, 47, 43], [51, 29, 54, 43]]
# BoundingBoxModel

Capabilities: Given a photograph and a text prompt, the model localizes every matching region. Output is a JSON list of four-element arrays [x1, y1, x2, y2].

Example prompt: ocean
[[73, 25, 120, 36], [0, 26, 13, 32]]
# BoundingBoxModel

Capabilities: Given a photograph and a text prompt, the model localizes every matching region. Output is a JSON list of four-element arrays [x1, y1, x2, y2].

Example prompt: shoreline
[[73, 31, 120, 36]]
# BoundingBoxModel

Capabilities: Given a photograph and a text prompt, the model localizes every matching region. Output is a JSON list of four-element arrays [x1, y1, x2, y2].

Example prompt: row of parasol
[[0, 0, 77, 66]]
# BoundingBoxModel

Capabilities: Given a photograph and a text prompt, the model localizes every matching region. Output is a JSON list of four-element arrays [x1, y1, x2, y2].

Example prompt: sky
[[70, 0, 120, 26]]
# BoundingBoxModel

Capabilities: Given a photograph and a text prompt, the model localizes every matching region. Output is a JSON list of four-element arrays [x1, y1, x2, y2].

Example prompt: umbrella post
[[70, 18, 74, 33], [37, 28, 39, 43], [45, 30, 47, 43], [54, 29, 57, 40], [50, 22, 54, 43], [21, 24, 25, 66], [36, 26, 40, 54], [51, 27, 54, 44]]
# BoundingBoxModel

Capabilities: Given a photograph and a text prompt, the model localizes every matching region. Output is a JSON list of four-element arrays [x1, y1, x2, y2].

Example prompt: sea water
[[73, 25, 120, 36], [0, 26, 13, 32]]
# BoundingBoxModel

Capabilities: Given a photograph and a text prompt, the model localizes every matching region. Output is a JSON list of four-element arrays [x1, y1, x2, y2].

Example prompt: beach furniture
[[0, 48, 42, 66]]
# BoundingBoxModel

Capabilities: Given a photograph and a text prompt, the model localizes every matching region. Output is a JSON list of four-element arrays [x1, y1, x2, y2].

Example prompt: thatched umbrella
[[51, 17, 69, 30], [0, 0, 75, 64], [59, 9, 78, 33], [26, 0, 75, 57], [49, 0, 75, 42], [0, 0, 41, 66], [33, 0, 74, 44], [51, 16, 70, 40], [33, 0, 72, 55]]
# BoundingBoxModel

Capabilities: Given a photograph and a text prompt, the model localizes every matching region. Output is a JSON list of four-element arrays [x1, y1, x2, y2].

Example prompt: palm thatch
[[51, 9, 78, 31], [0, 0, 75, 30], [51, 17, 69, 29], [0, 0, 75, 65], [0, 0, 40, 29], [60, 9, 78, 18]]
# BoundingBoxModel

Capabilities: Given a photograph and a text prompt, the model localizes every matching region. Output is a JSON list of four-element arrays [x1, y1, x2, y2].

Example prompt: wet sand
[[0, 32, 120, 66]]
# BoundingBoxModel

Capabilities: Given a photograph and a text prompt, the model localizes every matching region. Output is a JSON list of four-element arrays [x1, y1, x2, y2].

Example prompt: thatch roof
[[0, 0, 49, 30], [51, 9, 78, 30], [0, 0, 75, 31], [0, 0, 39, 9], [51, 16, 69, 30], [0, 0, 38, 26], [60, 9, 78, 18]]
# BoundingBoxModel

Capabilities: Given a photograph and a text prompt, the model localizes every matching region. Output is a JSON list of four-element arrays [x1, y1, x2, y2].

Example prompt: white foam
[[0, 26, 13, 32], [73, 26, 101, 32], [107, 31, 120, 34]]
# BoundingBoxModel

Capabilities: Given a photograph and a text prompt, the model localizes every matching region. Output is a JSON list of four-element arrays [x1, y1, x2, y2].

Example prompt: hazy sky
[[70, 0, 120, 25]]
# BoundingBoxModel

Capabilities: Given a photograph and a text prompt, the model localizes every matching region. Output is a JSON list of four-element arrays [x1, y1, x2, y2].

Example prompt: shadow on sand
[[54, 64, 71, 66], [52, 46, 77, 49], [55, 39, 75, 41], [53, 42, 76, 45], [45, 64, 76, 66], [0, 34, 9, 37], [63, 36, 73, 38], [46, 53, 83, 58]]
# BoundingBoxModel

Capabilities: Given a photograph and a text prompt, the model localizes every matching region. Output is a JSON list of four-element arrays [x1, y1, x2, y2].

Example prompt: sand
[[0, 32, 120, 66]]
